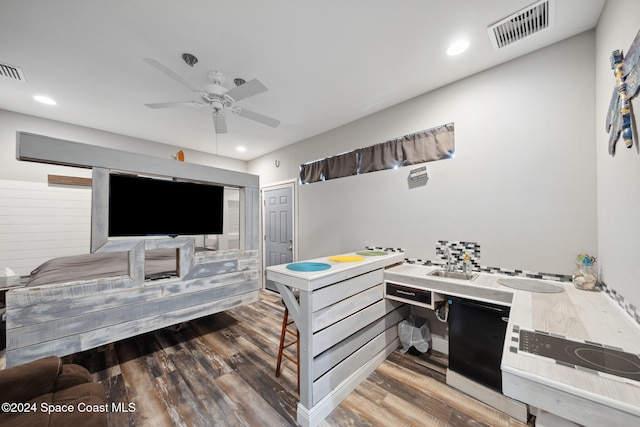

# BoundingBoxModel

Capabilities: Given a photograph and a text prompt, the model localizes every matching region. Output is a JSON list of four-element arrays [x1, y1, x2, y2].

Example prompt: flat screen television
[[108, 173, 224, 237]]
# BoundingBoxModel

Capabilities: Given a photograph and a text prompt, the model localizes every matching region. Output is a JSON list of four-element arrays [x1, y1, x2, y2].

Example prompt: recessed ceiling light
[[33, 95, 57, 105], [236, 146, 247, 152], [447, 40, 469, 56]]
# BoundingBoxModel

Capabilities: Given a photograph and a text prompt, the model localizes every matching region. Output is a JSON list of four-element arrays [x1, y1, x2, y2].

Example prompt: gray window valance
[[299, 160, 326, 184], [324, 150, 359, 180], [300, 123, 454, 184], [299, 150, 360, 183], [359, 140, 404, 174]]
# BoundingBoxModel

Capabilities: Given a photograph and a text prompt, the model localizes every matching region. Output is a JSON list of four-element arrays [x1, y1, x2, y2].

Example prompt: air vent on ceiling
[[0, 62, 26, 82], [488, 0, 555, 50]]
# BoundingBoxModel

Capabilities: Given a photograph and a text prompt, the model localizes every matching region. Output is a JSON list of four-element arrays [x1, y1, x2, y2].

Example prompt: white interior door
[[263, 183, 294, 291]]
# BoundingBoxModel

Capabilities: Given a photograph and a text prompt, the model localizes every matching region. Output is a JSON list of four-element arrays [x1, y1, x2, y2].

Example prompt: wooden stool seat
[[275, 295, 300, 393]]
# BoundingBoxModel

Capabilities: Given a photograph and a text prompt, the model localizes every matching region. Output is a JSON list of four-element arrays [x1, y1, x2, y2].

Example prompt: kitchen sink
[[427, 269, 478, 281]]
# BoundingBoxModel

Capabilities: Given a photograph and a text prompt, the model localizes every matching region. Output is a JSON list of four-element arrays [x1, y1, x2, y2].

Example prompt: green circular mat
[[356, 250, 388, 256]]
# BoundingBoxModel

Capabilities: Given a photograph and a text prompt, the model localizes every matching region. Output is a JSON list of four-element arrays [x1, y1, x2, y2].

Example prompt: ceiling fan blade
[[145, 101, 204, 109], [237, 108, 280, 128], [143, 58, 201, 93], [225, 78, 268, 102], [213, 113, 228, 134]]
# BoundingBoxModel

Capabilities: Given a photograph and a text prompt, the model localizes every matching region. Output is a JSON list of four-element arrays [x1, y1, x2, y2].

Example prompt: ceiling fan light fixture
[[212, 102, 224, 112]]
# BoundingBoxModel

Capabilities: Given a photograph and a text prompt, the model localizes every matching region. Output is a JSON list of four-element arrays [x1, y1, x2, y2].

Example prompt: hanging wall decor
[[409, 166, 428, 181], [605, 29, 640, 156]]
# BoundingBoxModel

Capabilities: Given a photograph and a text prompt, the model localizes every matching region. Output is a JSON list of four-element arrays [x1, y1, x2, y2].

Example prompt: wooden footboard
[[4, 247, 260, 367]]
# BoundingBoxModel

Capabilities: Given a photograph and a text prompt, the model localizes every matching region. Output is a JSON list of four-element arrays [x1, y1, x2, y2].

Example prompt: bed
[[26, 249, 179, 287], [4, 238, 260, 367], [9, 132, 261, 368]]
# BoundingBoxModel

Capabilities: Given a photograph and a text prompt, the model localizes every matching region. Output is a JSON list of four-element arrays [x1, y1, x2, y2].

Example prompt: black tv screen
[[108, 174, 224, 237]]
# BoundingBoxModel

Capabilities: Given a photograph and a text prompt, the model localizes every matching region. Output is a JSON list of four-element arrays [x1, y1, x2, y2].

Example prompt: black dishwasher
[[448, 297, 510, 392]]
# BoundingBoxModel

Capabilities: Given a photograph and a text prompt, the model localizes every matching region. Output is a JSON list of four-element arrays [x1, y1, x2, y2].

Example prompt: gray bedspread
[[27, 249, 178, 287]]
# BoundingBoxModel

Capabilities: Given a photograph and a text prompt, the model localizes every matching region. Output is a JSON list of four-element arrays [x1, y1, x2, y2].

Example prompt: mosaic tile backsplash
[[396, 240, 638, 327], [404, 240, 573, 282], [436, 240, 481, 272], [600, 282, 639, 325], [367, 241, 639, 327]]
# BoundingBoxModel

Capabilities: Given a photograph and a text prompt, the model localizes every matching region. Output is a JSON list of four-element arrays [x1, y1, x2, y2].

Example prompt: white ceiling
[[0, 0, 605, 161]]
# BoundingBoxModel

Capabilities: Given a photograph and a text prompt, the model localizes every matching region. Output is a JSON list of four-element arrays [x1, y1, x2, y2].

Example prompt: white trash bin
[[398, 315, 431, 354]]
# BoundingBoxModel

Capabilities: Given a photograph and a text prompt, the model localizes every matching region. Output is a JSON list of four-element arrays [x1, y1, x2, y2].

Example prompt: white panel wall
[[250, 31, 597, 276], [595, 0, 640, 310], [0, 180, 91, 276]]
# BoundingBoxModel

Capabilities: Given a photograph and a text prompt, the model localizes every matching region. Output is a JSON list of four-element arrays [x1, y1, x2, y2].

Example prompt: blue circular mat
[[286, 262, 332, 272]]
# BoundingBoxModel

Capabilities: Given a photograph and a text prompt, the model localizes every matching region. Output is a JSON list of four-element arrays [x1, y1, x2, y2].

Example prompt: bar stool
[[275, 295, 300, 393]]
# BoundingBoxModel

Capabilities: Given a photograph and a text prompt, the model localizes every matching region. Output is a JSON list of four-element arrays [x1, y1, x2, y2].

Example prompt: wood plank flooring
[[3, 290, 534, 426]]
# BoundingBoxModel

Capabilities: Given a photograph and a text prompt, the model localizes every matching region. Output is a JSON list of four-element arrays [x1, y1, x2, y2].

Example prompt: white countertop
[[384, 263, 640, 420], [265, 251, 404, 291]]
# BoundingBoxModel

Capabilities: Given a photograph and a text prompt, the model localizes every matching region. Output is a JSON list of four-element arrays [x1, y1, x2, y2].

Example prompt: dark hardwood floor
[[56, 290, 532, 427]]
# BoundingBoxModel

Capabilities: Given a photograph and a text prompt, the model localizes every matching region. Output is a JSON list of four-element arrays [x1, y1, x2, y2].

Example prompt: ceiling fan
[[143, 54, 280, 134]]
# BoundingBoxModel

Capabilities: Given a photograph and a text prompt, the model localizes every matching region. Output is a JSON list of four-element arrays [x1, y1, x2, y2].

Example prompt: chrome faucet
[[443, 247, 453, 272]]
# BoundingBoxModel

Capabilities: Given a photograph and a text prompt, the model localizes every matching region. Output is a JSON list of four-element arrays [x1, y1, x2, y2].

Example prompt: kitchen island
[[385, 263, 640, 427], [266, 250, 406, 427]]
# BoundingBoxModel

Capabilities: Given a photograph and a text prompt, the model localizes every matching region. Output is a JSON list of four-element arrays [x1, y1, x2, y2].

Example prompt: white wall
[[250, 31, 597, 276], [0, 179, 91, 276], [595, 0, 640, 310]]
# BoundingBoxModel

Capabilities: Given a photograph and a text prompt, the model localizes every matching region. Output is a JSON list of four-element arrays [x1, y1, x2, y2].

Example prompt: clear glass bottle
[[572, 254, 598, 291], [462, 253, 471, 273]]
